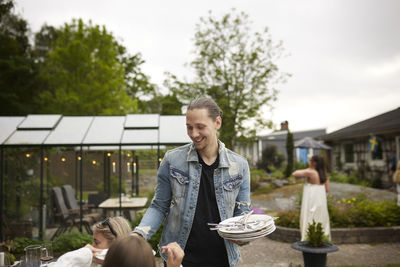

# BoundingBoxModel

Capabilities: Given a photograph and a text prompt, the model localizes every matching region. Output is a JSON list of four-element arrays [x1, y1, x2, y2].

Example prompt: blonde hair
[[92, 216, 131, 246], [394, 162, 400, 184], [103, 235, 155, 267]]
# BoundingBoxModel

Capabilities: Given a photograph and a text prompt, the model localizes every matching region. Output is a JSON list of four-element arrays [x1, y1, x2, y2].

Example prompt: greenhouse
[[0, 114, 190, 241]]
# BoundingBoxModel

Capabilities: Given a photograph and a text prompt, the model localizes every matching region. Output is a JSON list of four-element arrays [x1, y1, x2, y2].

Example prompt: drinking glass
[[40, 243, 54, 266], [24, 245, 41, 267]]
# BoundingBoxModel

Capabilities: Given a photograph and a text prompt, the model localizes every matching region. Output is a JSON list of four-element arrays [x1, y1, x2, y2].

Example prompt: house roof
[[321, 107, 400, 141], [260, 128, 326, 141]]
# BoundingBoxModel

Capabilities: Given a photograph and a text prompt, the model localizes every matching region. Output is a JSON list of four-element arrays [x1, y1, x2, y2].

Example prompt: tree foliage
[[0, 0, 41, 115], [285, 130, 294, 177], [166, 9, 288, 148], [36, 19, 140, 115], [257, 144, 285, 171]]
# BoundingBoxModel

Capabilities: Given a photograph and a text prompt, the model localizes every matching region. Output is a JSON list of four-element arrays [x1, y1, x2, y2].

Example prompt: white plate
[[218, 224, 275, 238], [217, 214, 274, 234], [221, 225, 276, 242]]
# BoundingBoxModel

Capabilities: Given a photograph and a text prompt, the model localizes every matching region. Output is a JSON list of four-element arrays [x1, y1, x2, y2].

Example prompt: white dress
[[300, 182, 331, 241]]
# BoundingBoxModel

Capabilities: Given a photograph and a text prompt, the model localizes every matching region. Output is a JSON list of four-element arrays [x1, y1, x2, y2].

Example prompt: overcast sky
[[14, 0, 400, 134]]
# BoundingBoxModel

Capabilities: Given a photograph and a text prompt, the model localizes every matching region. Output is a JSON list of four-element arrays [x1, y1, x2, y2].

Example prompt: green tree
[[0, 0, 41, 115], [166, 9, 288, 148], [285, 129, 294, 177], [36, 19, 138, 115], [137, 92, 183, 115]]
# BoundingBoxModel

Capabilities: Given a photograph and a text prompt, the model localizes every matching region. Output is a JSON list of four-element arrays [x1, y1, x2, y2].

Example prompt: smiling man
[[133, 97, 251, 267]]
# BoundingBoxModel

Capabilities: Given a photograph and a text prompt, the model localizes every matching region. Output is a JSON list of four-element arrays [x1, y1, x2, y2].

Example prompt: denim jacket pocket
[[223, 175, 243, 191], [170, 167, 189, 198], [222, 175, 243, 212]]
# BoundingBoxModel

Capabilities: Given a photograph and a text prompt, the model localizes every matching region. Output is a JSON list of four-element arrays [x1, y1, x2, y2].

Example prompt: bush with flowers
[[276, 192, 400, 228]]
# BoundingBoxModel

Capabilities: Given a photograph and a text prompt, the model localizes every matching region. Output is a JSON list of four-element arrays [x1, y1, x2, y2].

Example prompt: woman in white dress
[[292, 155, 331, 241]]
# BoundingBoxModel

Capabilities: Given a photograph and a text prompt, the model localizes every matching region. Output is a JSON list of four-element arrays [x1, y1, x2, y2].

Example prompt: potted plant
[[291, 220, 338, 267]]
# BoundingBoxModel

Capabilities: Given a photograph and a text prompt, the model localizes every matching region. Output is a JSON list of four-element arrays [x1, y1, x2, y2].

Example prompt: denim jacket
[[133, 140, 251, 267]]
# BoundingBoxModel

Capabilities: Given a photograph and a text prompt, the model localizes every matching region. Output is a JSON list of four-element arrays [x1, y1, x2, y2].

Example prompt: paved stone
[[238, 237, 400, 267]]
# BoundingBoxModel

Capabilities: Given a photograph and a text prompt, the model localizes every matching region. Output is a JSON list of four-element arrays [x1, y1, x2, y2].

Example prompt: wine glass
[[40, 243, 54, 266]]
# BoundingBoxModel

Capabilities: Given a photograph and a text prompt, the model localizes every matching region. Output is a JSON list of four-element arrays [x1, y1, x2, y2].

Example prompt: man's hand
[[161, 242, 185, 267], [230, 240, 249, 246]]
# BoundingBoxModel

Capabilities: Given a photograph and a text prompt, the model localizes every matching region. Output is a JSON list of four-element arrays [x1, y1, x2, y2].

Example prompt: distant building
[[320, 107, 400, 187], [235, 121, 326, 166]]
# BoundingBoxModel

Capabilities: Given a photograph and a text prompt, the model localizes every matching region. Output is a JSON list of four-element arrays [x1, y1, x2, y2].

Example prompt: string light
[[44, 157, 48, 161], [25, 153, 31, 158], [61, 157, 66, 162], [107, 153, 111, 157], [78, 156, 82, 161], [92, 160, 97, 165], [159, 157, 162, 162], [127, 153, 131, 157]]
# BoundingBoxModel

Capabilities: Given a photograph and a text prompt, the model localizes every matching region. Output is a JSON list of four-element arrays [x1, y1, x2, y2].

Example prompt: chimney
[[280, 121, 289, 131]]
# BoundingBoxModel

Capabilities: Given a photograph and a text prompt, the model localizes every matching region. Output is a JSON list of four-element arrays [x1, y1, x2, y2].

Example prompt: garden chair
[[61, 185, 103, 223], [51, 186, 93, 240]]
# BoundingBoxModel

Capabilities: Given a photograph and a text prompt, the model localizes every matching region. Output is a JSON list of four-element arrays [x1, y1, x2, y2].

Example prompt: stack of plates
[[214, 214, 276, 242]]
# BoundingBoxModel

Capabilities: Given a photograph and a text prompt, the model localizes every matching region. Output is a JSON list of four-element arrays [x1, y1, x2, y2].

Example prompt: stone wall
[[269, 225, 400, 244]]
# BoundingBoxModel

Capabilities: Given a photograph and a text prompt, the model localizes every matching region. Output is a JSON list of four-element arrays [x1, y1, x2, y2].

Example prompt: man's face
[[186, 108, 221, 153]]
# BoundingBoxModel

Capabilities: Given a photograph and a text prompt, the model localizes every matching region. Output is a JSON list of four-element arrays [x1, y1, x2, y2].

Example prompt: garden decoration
[[291, 220, 338, 267]]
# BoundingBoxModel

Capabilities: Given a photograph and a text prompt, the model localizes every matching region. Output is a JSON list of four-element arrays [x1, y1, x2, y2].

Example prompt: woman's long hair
[[311, 155, 327, 184], [102, 235, 156, 267]]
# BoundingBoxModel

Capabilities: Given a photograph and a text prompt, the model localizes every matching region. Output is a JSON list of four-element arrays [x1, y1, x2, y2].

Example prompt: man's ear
[[215, 116, 222, 129]]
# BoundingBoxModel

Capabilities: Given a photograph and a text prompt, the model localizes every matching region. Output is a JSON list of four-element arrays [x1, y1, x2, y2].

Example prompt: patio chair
[[51, 186, 93, 240], [61, 185, 103, 223]]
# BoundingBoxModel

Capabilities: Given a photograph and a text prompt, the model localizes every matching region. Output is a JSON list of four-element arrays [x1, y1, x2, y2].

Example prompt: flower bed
[[275, 193, 400, 229]]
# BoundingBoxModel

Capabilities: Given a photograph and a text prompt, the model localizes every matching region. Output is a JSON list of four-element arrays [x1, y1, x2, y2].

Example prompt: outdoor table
[[98, 197, 148, 220]]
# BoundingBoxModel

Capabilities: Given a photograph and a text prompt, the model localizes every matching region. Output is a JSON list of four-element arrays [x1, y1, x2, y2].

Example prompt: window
[[371, 142, 383, 160], [344, 144, 354, 163]]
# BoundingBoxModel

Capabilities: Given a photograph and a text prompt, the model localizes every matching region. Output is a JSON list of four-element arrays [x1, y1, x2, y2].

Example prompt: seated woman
[[49, 216, 131, 267], [103, 235, 184, 267]]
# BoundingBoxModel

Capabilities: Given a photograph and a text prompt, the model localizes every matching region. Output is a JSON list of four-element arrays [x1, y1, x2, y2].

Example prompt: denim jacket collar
[[186, 140, 230, 168]]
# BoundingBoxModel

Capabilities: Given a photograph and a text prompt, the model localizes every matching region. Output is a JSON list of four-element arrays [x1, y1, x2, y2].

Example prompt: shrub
[[275, 210, 300, 228], [306, 220, 329, 247], [52, 232, 93, 254], [270, 167, 285, 179], [253, 185, 274, 195], [256, 144, 285, 171], [250, 169, 268, 192], [278, 193, 400, 228], [9, 237, 42, 255], [131, 213, 163, 255]]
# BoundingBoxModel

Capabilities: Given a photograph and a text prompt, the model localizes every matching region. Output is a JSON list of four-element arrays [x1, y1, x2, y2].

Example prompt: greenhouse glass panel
[[5, 130, 50, 145], [0, 117, 25, 144], [83, 116, 125, 144], [18, 115, 62, 130], [159, 116, 190, 144], [124, 114, 159, 128], [121, 129, 158, 144], [44, 116, 93, 145]]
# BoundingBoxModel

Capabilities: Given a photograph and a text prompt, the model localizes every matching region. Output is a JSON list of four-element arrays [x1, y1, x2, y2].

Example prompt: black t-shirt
[[182, 153, 229, 267]]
